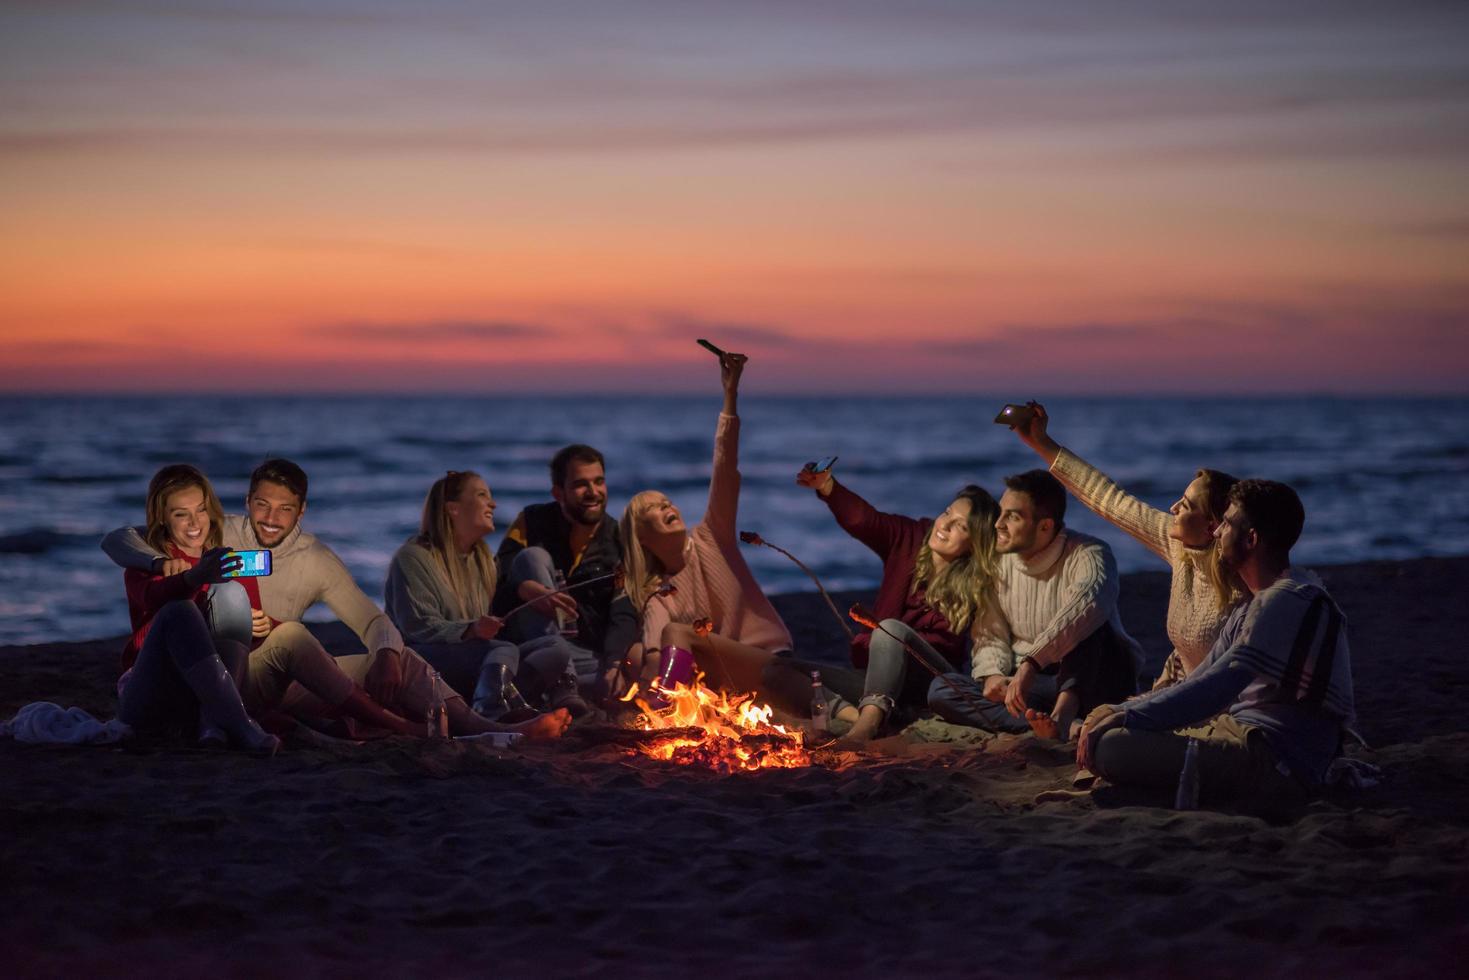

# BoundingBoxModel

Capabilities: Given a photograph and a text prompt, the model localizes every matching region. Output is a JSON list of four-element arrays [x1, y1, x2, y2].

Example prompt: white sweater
[[1050, 448, 1238, 686], [969, 528, 1144, 681]]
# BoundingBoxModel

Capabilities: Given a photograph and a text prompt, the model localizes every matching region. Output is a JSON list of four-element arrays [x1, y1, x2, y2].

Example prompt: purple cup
[[644, 644, 695, 710]]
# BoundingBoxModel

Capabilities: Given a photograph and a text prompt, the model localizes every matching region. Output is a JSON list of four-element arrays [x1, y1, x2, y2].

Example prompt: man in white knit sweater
[[927, 470, 1142, 739]]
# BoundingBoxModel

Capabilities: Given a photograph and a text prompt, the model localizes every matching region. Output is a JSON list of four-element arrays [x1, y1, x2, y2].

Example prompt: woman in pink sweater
[[617, 350, 793, 695]]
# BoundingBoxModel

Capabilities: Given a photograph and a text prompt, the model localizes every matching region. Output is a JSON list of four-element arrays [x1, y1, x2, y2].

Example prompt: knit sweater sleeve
[[1123, 648, 1253, 731], [312, 542, 404, 653], [1022, 537, 1119, 669], [384, 544, 476, 645], [102, 525, 164, 572], [703, 413, 741, 543], [968, 598, 1015, 681], [1050, 448, 1172, 563], [822, 480, 919, 560]]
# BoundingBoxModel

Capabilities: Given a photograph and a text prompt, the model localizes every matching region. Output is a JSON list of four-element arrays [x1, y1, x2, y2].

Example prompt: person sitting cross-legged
[[1078, 479, 1355, 810]]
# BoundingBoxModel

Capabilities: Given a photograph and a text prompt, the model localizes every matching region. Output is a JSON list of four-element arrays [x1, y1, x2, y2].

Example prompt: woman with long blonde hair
[[1006, 402, 1242, 691], [385, 470, 585, 720], [762, 474, 1002, 741], [614, 349, 793, 695]]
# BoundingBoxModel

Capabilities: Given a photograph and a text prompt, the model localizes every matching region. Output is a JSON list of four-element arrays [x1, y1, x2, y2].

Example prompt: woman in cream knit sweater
[[1007, 403, 1241, 689]]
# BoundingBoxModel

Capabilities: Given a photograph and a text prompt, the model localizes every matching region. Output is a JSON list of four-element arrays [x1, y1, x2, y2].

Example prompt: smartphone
[[223, 549, 272, 578], [697, 338, 727, 358], [803, 455, 838, 473], [993, 403, 1035, 427]]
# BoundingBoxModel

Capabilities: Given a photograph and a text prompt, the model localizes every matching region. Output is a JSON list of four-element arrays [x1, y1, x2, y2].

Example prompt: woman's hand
[[795, 466, 835, 497], [466, 615, 505, 641], [183, 547, 242, 587], [251, 608, 273, 639], [1009, 401, 1061, 466], [719, 350, 748, 414]]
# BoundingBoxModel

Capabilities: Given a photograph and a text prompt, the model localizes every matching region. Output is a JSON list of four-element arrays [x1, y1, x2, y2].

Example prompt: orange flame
[[629, 671, 810, 773]]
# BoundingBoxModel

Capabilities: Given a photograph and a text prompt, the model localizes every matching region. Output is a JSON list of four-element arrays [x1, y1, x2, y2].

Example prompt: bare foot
[[514, 708, 572, 740], [1026, 708, 1061, 740]]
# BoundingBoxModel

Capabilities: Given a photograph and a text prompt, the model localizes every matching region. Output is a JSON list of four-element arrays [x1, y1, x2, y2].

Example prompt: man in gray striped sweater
[[1077, 479, 1354, 807]]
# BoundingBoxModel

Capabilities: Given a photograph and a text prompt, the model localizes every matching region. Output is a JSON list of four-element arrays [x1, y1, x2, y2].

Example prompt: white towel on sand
[[0, 702, 132, 744]]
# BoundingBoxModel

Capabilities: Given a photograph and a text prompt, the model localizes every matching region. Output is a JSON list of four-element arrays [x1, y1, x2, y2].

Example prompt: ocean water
[[1, 395, 1466, 646]]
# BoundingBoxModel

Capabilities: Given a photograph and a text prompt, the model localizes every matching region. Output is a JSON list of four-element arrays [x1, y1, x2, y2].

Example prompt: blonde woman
[[385, 470, 585, 720], [764, 475, 1002, 742], [617, 350, 793, 694], [1007, 402, 1241, 689]]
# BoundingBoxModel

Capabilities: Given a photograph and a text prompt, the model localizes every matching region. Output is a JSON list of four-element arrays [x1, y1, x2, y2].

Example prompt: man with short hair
[[1077, 480, 1355, 808], [493, 444, 621, 688], [104, 459, 567, 738], [927, 469, 1142, 739]]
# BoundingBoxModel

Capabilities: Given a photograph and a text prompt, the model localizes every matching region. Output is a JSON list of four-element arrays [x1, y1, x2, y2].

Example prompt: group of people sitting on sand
[[101, 347, 1356, 812]]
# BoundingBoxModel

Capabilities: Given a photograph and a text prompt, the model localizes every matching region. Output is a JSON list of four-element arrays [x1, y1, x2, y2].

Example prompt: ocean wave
[[0, 527, 97, 555]]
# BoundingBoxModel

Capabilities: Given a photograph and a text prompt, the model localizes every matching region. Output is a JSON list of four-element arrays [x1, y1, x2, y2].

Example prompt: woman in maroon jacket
[[764, 468, 1001, 741]]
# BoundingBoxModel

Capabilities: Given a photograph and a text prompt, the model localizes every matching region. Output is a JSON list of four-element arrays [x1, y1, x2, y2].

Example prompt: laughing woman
[[385, 470, 586, 720], [616, 350, 793, 695], [116, 464, 280, 753], [763, 475, 1002, 742], [1007, 402, 1241, 691]]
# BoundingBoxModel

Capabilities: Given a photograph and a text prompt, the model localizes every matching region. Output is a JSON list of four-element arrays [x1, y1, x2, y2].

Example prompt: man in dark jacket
[[495, 444, 621, 688]]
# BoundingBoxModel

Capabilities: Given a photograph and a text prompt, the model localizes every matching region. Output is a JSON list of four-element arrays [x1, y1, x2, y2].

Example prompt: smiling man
[[493, 444, 621, 689], [926, 469, 1142, 740], [1077, 479, 1356, 810], [102, 459, 567, 738]]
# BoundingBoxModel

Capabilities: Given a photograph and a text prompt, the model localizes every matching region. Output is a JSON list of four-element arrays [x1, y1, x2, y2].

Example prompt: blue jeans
[[505, 546, 600, 682], [413, 635, 573, 717], [118, 582, 252, 734], [926, 672, 1059, 734]]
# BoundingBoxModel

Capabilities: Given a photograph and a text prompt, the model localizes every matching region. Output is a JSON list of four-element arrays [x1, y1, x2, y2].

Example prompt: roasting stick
[[739, 530, 856, 644], [848, 603, 995, 716], [499, 568, 625, 622]]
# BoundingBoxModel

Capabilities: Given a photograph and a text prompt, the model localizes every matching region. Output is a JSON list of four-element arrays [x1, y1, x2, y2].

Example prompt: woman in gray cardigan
[[385, 471, 587, 719]]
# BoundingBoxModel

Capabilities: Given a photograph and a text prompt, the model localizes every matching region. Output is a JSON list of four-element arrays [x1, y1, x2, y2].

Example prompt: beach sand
[[3, 558, 1467, 978]]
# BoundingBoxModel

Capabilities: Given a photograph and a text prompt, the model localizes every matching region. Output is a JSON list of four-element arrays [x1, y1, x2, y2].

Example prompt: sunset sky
[[2, 0, 1466, 394]]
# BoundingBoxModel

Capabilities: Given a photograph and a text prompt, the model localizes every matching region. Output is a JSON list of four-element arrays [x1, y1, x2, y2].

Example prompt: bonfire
[[621, 673, 811, 774]]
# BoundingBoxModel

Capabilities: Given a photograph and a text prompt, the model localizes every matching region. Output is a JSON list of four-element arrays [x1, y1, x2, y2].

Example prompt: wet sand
[[3, 558, 1467, 978]]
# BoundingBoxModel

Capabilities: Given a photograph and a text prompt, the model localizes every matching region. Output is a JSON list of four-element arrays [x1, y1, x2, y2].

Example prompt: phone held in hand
[[803, 455, 838, 473], [223, 549, 272, 578], [993, 404, 1035, 427], [697, 338, 727, 358]]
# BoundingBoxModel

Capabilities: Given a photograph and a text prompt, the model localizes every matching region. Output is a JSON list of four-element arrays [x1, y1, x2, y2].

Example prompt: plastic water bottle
[[427, 669, 449, 739], [551, 569, 576, 638], [1175, 737, 1201, 810], [809, 670, 829, 736]]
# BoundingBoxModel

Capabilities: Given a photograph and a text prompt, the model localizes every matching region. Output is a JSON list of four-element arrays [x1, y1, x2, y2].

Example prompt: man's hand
[[795, 466, 835, 496], [1009, 401, 1062, 466], [1004, 659, 1038, 717], [1076, 705, 1126, 771], [250, 608, 273, 639], [183, 547, 242, 588], [981, 674, 1010, 703], [466, 615, 505, 641], [364, 648, 404, 707], [158, 557, 191, 577]]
